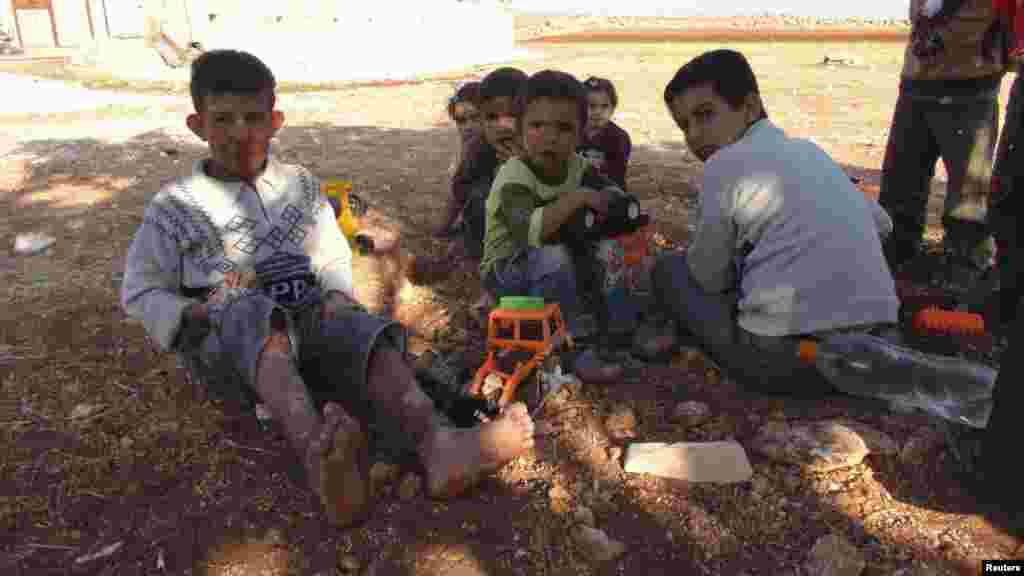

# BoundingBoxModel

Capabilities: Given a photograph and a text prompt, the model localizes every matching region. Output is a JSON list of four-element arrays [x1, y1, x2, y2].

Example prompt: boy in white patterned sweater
[[121, 50, 534, 527]]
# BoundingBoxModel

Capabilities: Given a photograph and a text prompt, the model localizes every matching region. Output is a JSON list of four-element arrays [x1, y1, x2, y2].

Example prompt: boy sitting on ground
[[121, 50, 535, 527], [435, 68, 528, 256], [422, 68, 530, 319], [480, 69, 627, 384], [638, 49, 900, 395]]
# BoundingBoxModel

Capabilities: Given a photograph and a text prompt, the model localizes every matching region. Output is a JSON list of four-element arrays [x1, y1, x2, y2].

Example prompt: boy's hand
[[321, 290, 356, 322], [185, 302, 210, 324], [178, 302, 212, 348], [493, 138, 524, 163], [579, 187, 617, 216]]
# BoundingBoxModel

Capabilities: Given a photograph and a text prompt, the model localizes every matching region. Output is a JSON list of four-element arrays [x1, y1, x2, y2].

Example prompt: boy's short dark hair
[[190, 49, 277, 112], [447, 80, 481, 118], [663, 49, 761, 111], [479, 67, 529, 103], [512, 70, 587, 132], [583, 76, 618, 109]]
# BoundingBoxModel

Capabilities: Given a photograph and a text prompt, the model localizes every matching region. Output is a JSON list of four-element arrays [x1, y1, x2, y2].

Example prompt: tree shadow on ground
[[1, 124, 1019, 576]]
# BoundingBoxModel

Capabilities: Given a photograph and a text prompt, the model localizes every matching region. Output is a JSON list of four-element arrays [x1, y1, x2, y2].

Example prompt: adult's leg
[[933, 98, 999, 290], [991, 75, 1024, 325], [650, 254, 834, 396], [878, 94, 942, 270], [300, 304, 536, 500], [977, 300, 1023, 534], [215, 291, 370, 527]]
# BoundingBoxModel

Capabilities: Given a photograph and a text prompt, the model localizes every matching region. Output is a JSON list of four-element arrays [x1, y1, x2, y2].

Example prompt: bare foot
[[420, 402, 535, 499], [306, 402, 372, 527]]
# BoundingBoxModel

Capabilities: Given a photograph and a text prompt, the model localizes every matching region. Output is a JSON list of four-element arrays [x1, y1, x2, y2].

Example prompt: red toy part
[[912, 307, 986, 337]]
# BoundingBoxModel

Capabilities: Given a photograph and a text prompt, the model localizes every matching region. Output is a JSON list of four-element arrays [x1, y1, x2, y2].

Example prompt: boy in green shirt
[[480, 69, 624, 383]]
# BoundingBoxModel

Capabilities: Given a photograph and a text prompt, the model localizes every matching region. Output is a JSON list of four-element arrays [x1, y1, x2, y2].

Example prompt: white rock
[[69, 403, 105, 420], [571, 525, 627, 563], [750, 420, 895, 472], [672, 401, 711, 427], [14, 233, 56, 255], [624, 441, 753, 483]]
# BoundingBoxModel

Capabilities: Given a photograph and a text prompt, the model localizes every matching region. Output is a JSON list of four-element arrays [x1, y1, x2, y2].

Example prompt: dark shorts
[[184, 289, 404, 411]]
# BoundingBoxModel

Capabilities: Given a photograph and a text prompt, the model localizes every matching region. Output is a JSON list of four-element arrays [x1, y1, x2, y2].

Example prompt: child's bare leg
[[254, 313, 370, 526], [364, 346, 535, 499]]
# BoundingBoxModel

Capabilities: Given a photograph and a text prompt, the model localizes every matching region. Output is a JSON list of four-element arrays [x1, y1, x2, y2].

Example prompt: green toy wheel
[[498, 296, 545, 310]]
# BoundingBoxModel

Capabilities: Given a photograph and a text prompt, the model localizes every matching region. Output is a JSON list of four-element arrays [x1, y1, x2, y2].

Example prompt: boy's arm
[[537, 187, 592, 242], [309, 181, 356, 302], [604, 128, 632, 189], [536, 163, 623, 240], [120, 214, 196, 352], [450, 133, 489, 206], [686, 164, 739, 294], [579, 163, 623, 195], [490, 178, 583, 246]]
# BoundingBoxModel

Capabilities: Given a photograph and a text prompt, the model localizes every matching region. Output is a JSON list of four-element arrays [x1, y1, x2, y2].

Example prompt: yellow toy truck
[[322, 179, 374, 255]]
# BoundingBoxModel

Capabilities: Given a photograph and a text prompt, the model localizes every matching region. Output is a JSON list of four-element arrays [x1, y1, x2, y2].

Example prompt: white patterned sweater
[[121, 158, 354, 351]]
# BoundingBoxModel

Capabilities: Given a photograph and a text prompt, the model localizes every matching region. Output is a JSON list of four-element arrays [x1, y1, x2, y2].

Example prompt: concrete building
[[4, 0, 518, 82]]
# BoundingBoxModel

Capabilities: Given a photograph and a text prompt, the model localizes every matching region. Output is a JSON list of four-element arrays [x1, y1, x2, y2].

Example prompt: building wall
[[52, 0, 91, 46], [181, 0, 516, 82], [2, 2, 15, 39]]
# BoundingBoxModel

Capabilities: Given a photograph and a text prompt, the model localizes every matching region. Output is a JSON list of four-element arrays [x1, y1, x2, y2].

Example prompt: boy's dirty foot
[[420, 402, 535, 499], [307, 402, 372, 527], [572, 348, 623, 384]]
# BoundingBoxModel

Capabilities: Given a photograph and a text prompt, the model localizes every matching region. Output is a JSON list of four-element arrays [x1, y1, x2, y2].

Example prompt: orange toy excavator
[[469, 298, 573, 408]]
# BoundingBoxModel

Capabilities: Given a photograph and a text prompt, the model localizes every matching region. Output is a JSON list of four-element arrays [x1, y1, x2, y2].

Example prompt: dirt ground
[[1, 20, 1021, 576]]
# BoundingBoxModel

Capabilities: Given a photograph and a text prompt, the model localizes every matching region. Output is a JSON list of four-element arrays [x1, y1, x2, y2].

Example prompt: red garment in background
[[994, 0, 1024, 54]]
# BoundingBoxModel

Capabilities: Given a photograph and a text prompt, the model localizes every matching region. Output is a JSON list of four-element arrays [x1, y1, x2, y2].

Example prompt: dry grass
[[1, 37, 1019, 575]]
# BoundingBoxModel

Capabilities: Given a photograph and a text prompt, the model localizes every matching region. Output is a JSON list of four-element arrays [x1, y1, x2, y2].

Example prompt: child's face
[[586, 90, 614, 132], [522, 96, 579, 181], [187, 90, 283, 180], [480, 96, 518, 150], [667, 82, 760, 162], [451, 101, 481, 142]]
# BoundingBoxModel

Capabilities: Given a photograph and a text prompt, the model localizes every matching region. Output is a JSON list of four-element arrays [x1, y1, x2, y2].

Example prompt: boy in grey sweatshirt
[[121, 50, 535, 527], [638, 49, 900, 395]]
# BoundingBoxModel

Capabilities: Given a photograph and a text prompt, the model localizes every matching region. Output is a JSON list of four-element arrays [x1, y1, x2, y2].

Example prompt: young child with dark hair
[[445, 81, 482, 187], [637, 49, 900, 396], [122, 50, 535, 528], [423, 68, 530, 319], [578, 76, 632, 190], [480, 69, 625, 383], [434, 68, 528, 247]]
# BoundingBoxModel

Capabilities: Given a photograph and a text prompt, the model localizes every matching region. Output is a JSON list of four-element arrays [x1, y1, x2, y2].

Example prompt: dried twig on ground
[[222, 438, 278, 456]]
